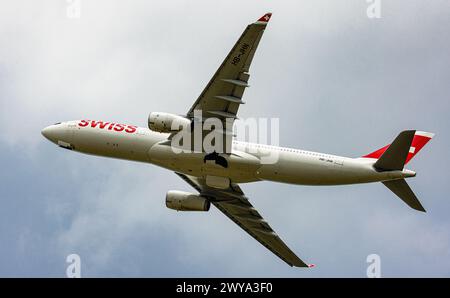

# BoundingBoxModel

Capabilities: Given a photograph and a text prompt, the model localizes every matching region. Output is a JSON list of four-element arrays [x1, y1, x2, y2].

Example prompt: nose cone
[[41, 125, 58, 144]]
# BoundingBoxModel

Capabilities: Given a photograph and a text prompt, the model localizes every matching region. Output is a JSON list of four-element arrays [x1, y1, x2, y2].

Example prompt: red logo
[[78, 120, 137, 134]]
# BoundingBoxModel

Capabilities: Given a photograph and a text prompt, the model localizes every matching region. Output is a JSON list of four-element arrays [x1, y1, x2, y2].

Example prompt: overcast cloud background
[[0, 0, 449, 277]]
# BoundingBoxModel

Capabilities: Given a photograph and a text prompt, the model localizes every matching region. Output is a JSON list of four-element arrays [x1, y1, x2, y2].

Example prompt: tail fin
[[363, 130, 435, 170], [382, 179, 426, 212]]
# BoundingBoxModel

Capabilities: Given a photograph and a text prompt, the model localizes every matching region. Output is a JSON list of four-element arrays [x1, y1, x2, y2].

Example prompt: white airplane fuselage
[[42, 120, 415, 186]]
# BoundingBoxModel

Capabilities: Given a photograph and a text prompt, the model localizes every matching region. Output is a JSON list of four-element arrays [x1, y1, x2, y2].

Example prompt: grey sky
[[0, 0, 449, 277]]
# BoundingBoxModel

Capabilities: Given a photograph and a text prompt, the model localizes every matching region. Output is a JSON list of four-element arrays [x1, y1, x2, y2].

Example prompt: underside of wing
[[175, 172, 310, 267], [211, 198, 309, 267], [185, 13, 273, 153], [187, 13, 271, 118]]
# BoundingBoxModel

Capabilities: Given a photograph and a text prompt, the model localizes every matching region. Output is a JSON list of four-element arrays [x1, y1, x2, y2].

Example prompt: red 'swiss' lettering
[[114, 124, 125, 132], [78, 120, 89, 127], [77, 120, 137, 134], [125, 125, 137, 133], [90, 120, 100, 128], [91, 120, 110, 129], [98, 121, 110, 129]]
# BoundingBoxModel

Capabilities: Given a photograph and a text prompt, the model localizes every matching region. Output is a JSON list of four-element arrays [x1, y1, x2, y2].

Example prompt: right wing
[[176, 173, 311, 267]]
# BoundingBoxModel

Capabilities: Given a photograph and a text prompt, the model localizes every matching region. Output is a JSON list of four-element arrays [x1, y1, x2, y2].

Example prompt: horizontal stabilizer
[[382, 179, 425, 212], [374, 130, 415, 171]]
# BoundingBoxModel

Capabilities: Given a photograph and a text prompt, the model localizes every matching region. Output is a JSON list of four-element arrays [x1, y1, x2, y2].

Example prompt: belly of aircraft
[[147, 143, 261, 183], [256, 153, 384, 186]]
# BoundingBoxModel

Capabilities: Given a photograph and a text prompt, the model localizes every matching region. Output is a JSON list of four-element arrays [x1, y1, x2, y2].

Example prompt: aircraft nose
[[41, 125, 58, 143]]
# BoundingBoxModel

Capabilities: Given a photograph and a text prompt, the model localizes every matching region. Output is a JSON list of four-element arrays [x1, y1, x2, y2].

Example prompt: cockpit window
[[53, 122, 61, 125]]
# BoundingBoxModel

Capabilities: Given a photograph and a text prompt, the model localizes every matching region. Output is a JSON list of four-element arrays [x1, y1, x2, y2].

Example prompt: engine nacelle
[[165, 190, 210, 211], [148, 112, 191, 133]]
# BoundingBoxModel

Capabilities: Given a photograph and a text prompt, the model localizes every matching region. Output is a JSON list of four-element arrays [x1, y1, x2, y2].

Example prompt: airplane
[[41, 13, 434, 267]]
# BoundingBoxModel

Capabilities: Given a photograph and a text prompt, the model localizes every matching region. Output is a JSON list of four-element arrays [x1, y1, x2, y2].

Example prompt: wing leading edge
[[175, 172, 310, 267]]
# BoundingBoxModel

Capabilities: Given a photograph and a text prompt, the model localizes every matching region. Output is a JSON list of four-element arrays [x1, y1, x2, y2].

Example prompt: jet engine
[[165, 190, 210, 211], [148, 112, 191, 133]]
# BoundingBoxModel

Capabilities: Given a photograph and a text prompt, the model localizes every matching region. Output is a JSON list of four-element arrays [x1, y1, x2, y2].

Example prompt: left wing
[[176, 172, 310, 267], [185, 13, 272, 153]]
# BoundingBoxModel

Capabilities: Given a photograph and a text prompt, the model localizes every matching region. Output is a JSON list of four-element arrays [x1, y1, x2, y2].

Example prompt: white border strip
[[415, 131, 435, 138]]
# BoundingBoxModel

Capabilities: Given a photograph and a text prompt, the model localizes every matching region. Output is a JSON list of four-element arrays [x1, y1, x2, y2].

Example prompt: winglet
[[308, 264, 316, 268], [256, 13, 272, 24]]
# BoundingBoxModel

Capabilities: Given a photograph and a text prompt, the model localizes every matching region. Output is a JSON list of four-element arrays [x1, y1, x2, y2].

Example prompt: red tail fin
[[363, 131, 434, 165]]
